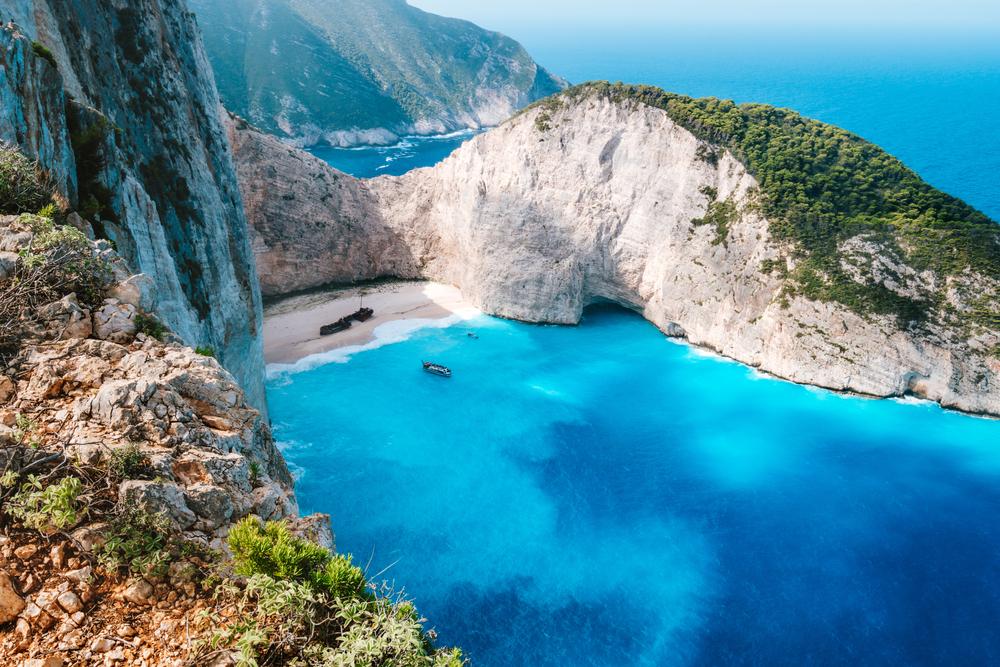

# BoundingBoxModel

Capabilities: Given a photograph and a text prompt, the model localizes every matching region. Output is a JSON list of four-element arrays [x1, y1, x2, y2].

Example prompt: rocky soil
[[0, 213, 330, 664], [230, 91, 1000, 417]]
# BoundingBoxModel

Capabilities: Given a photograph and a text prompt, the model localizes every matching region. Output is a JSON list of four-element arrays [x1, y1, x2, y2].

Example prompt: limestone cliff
[[232, 90, 1000, 417], [0, 5, 267, 414]]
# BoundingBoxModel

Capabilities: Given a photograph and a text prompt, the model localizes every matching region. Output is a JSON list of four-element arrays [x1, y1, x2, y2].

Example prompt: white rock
[[0, 570, 25, 623], [91, 636, 115, 652], [122, 578, 154, 605], [109, 273, 158, 312], [94, 300, 137, 341], [22, 657, 64, 667], [0, 250, 18, 280], [57, 590, 82, 613]]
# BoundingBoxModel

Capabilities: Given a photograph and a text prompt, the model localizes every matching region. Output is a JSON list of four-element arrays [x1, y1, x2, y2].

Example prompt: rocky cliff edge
[[231, 90, 1000, 417]]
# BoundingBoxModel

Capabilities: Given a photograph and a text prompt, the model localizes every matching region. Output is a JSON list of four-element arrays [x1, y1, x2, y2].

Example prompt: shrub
[[134, 311, 167, 340], [95, 502, 171, 577], [228, 517, 367, 600], [195, 346, 216, 357], [248, 461, 263, 488], [0, 142, 53, 214], [107, 442, 151, 480], [6, 475, 84, 532], [32, 41, 57, 69]]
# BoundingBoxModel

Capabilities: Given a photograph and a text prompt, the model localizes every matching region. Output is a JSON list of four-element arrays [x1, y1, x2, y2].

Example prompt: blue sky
[[408, 0, 999, 32]]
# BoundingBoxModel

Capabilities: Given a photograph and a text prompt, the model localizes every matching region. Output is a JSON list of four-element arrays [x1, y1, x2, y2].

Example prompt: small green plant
[[13, 413, 41, 448], [37, 203, 58, 220], [6, 475, 84, 532], [195, 346, 216, 357], [94, 503, 171, 577], [107, 442, 150, 480], [248, 461, 263, 488], [134, 311, 167, 341], [31, 41, 58, 69], [0, 470, 18, 488], [0, 142, 53, 214]]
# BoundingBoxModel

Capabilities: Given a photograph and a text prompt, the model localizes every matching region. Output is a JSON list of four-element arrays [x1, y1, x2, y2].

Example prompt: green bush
[[228, 517, 367, 600], [195, 346, 216, 357], [0, 142, 53, 214], [134, 311, 167, 341], [107, 442, 151, 480], [32, 41, 57, 69], [530, 82, 1000, 327], [6, 475, 84, 532], [17, 214, 113, 304], [193, 517, 466, 666], [94, 502, 171, 577]]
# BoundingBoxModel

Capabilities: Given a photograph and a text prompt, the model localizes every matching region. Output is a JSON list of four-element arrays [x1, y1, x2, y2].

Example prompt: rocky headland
[[193, 0, 569, 147], [232, 84, 1000, 417]]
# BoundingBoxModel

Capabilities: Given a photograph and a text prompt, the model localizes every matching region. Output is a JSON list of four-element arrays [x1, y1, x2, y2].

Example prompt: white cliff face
[[232, 94, 1000, 417], [0, 5, 267, 416]]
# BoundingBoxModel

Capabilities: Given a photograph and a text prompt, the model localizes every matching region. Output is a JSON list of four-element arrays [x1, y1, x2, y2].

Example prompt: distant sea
[[312, 27, 999, 221]]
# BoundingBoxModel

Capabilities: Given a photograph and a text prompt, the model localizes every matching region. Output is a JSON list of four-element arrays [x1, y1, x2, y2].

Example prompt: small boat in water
[[422, 361, 451, 377], [320, 317, 352, 336], [467, 333, 479, 339], [353, 307, 374, 322]]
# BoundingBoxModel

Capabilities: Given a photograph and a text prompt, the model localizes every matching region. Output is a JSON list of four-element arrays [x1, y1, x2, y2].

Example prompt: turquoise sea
[[279, 29, 1000, 666]]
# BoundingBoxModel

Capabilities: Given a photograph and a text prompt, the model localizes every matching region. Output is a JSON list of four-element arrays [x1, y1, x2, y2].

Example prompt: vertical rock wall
[[0, 1, 267, 415]]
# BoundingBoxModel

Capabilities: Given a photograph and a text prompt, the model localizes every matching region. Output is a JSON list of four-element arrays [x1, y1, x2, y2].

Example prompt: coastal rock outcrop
[[0, 6, 267, 415], [231, 90, 1000, 417]]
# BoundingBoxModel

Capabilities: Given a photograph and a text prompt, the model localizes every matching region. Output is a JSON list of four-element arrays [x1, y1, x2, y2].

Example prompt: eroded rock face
[[0, 10, 267, 416], [232, 93, 1000, 417]]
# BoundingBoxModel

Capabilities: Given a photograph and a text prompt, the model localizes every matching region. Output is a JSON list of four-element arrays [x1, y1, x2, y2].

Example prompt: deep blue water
[[268, 307, 1000, 666], [312, 29, 999, 222], [307, 130, 485, 179]]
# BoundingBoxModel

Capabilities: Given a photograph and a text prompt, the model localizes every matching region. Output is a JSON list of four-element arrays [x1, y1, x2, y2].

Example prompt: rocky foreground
[[0, 212, 331, 665], [231, 89, 1000, 417]]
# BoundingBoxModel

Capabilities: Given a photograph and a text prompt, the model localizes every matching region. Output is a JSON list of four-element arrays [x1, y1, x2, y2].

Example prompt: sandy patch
[[263, 281, 473, 365]]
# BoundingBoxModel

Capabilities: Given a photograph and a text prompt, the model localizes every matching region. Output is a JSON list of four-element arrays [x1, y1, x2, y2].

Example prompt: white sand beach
[[262, 281, 474, 365]]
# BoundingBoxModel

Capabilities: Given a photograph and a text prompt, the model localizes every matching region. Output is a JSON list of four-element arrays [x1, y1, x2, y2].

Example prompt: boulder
[[290, 514, 335, 552], [118, 480, 197, 531], [109, 273, 158, 312], [251, 484, 293, 522], [0, 570, 25, 623], [0, 250, 18, 279], [185, 483, 234, 526], [65, 212, 95, 240], [93, 299, 137, 342], [0, 228, 31, 252], [36, 293, 93, 340]]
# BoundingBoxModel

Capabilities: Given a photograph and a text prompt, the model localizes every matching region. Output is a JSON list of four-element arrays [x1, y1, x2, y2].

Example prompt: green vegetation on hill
[[190, 0, 567, 142], [536, 82, 1000, 328]]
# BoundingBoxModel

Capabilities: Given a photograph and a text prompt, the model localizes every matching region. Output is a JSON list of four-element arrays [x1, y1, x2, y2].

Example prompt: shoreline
[[262, 280, 475, 366]]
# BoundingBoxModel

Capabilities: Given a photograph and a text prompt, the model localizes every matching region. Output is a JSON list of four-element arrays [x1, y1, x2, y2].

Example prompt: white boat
[[422, 361, 451, 377]]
